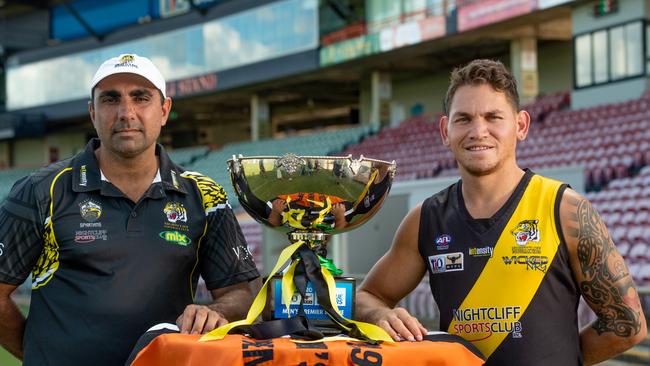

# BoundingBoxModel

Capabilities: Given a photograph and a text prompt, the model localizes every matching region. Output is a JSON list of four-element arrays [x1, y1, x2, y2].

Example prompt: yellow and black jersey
[[0, 138, 259, 366], [418, 169, 582, 365]]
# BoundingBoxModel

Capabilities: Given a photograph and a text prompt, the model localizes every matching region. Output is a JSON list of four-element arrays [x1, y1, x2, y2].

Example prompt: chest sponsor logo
[[511, 219, 540, 246], [428, 252, 463, 274], [0, 242, 4, 256], [79, 199, 102, 222], [468, 246, 493, 257], [164, 202, 188, 223], [74, 229, 108, 243], [502, 255, 548, 272], [159, 230, 191, 246], [451, 306, 523, 341], [435, 234, 452, 250]]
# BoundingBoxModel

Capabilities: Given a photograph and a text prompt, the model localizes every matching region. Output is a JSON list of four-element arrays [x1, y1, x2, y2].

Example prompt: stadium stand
[[586, 165, 650, 287], [167, 145, 210, 167]]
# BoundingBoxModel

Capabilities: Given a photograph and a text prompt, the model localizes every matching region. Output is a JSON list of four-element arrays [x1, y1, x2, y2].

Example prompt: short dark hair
[[443, 59, 519, 114], [90, 87, 165, 106]]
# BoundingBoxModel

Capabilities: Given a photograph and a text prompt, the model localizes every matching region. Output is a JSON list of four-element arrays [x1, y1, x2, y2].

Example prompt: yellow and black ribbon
[[201, 240, 392, 343]]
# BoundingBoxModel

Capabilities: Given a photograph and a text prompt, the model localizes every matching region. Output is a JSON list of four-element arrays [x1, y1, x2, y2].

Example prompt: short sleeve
[[199, 205, 260, 289], [0, 176, 45, 285]]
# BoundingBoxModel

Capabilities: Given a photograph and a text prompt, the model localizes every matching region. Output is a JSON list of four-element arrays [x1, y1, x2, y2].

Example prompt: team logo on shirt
[[511, 220, 540, 246], [428, 252, 464, 274], [0, 242, 4, 256], [435, 234, 452, 250], [79, 199, 102, 222], [164, 202, 188, 223]]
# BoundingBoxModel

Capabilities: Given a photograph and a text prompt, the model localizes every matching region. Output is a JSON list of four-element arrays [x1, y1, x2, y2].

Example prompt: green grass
[[0, 348, 20, 366]]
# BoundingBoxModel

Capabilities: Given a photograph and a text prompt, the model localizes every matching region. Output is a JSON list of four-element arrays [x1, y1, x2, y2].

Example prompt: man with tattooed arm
[[356, 59, 647, 365]]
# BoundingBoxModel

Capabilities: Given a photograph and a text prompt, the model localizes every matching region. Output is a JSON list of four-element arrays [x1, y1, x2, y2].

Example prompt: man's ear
[[439, 115, 450, 146], [516, 110, 531, 141], [88, 100, 96, 126], [160, 97, 172, 127]]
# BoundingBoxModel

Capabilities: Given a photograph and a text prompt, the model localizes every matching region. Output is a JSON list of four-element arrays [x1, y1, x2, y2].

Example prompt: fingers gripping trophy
[[202, 154, 396, 343]]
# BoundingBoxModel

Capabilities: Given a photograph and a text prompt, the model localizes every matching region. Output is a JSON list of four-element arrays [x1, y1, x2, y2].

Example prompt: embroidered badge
[[79, 199, 102, 222], [164, 202, 187, 223]]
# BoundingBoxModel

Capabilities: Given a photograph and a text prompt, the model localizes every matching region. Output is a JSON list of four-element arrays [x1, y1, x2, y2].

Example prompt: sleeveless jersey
[[418, 170, 582, 365]]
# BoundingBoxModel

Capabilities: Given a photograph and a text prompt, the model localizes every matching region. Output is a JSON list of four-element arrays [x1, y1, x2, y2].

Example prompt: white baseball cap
[[90, 53, 166, 98]]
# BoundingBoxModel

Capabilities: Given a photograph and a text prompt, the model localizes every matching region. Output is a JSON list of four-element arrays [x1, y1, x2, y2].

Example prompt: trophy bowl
[[228, 153, 396, 243]]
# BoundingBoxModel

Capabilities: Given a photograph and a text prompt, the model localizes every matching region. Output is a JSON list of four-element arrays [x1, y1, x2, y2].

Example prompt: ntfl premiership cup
[[202, 154, 396, 342]]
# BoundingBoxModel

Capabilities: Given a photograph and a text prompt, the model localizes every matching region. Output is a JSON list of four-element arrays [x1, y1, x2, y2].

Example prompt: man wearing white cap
[[0, 54, 260, 365]]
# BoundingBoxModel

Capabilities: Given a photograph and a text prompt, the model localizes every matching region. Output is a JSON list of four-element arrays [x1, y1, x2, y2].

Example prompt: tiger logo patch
[[511, 219, 540, 246], [164, 202, 187, 223]]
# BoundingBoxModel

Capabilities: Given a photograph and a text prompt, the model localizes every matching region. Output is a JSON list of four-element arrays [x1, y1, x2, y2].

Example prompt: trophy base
[[264, 275, 356, 333]]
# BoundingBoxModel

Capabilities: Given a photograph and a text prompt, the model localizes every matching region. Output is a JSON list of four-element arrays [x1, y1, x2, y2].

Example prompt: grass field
[[247, 170, 365, 202], [0, 348, 20, 366]]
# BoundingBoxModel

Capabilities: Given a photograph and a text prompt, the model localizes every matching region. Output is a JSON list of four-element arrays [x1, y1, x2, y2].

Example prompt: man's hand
[[271, 199, 287, 214], [331, 203, 347, 228], [268, 199, 287, 226], [176, 304, 228, 334], [372, 306, 428, 342]]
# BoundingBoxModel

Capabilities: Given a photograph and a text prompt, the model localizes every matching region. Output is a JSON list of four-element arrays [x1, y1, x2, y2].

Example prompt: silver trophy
[[220, 154, 396, 340]]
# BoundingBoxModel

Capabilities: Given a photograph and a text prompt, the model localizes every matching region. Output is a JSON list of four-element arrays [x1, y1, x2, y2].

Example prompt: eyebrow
[[98, 90, 121, 99], [484, 109, 505, 115], [97, 89, 154, 99], [129, 89, 154, 98], [451, 112, 472, 120], [452, 109, 505, 118]]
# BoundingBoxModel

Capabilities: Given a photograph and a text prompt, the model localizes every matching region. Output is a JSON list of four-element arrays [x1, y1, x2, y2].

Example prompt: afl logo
[[435, 234, 452, 250]]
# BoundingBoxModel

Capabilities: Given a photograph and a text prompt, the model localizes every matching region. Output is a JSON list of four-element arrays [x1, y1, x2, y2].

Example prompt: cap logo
[[115, 54, 138, 68]]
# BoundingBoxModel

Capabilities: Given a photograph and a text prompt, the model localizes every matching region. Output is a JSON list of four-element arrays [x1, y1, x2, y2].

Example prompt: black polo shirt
[[0, 139, 259, 366]]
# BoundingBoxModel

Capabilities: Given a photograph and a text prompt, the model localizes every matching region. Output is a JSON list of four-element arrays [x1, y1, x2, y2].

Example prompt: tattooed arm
[[559, 188, 647, 365]]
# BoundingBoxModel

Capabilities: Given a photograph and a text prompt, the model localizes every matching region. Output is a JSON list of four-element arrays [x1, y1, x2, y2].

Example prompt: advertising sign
[[320, 33, 380, 66], [458, 0, 536, 32], [379, 16, 445, 52]]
